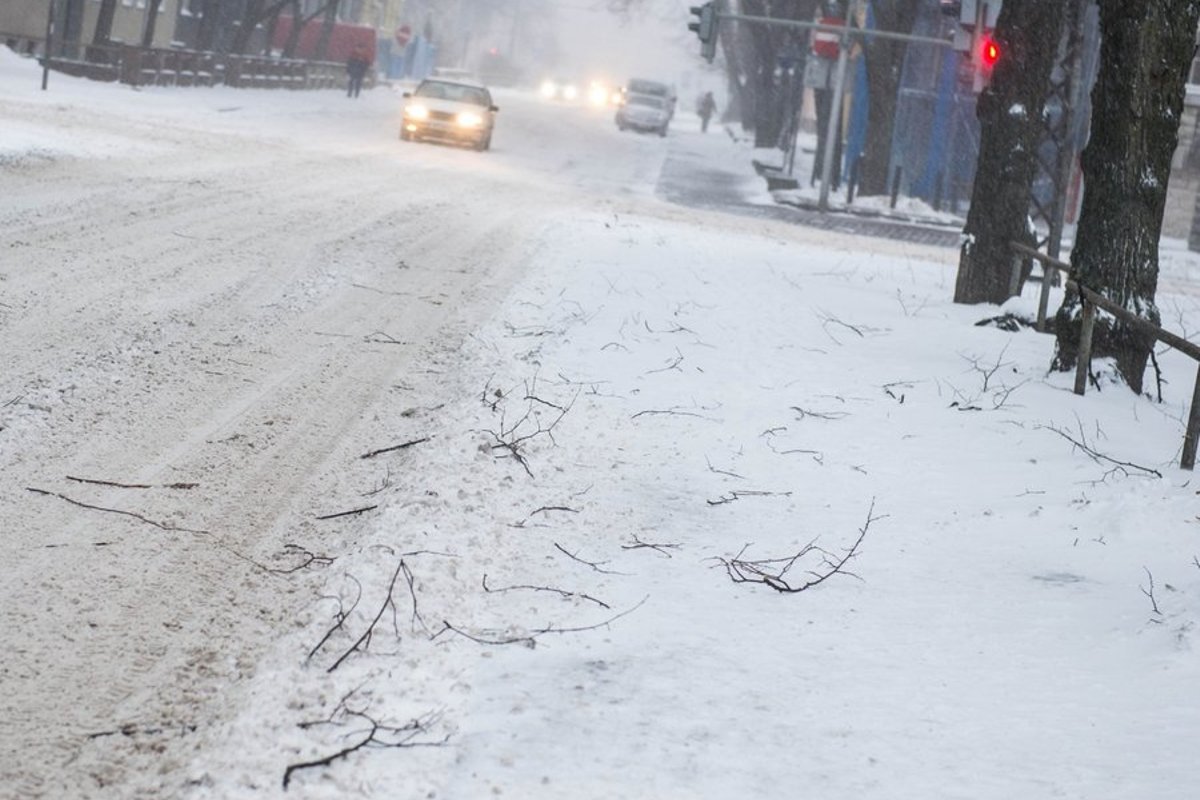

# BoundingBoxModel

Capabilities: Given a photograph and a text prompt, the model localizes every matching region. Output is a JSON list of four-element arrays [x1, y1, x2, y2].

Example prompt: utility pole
[[509, 0, 522, 62], [817, 25, 851, 212], [41, 0, 57, 90]]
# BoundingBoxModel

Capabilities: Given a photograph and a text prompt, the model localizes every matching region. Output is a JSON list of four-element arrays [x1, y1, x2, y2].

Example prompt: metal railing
[[1012, 241, 1200, 469], [32, 40, 347, 91]]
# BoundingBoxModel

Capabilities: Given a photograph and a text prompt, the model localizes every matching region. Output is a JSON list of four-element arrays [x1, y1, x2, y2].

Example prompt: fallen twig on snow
[[86, 721, 196, 740], [25, 487, 209, 534], [325, 560, 405, 673], [705, 456, 744, 480], [531, 505, 580, 516], [621, 533, 681, 558], [363, 330, 408, 345], [631, 407, 715, 421], [315, 504, 378, 521], [645, 347, 685, 375], [716, 500, 880, 593], [402, 560, 431, 634], [360, 437, 430, 459], [268, 543, 335, 574], [307, 575, 363, 662], [65, 475, 199, 490], [1039, 422, 1162, 479], [790, 406, 849, 421], [554, 542, 625, 575], [435, 595, 649, 648], [482, 380, 579, 478], [706, 489, 793, 506], [482, 573, 610, 609], [283, 709, 446, 790], [1140, 566, 1164, 618]]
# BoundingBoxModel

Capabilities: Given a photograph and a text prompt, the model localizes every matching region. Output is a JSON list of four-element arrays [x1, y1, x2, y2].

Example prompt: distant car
[[584, 79, 623, 108], [624, 78, 677, 119], [539, 77, 580, 102], [432, 67, 479, 82], [615, 93, 670, 136], [401, 78, 499, 151]]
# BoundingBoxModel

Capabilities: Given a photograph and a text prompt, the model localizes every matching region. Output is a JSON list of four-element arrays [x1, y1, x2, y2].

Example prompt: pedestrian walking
[[697, 91, 717, 133], [346, 45, 370, 99]]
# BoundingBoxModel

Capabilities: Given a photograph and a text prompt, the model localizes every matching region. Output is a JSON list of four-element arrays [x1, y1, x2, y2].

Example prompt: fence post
[[1073, 298, 1096, 396], [890, 165, 902, 209], [1036, 261, 1054, 331], [1181, 364, 1200, 470], [1008, 251, 1024, 298]]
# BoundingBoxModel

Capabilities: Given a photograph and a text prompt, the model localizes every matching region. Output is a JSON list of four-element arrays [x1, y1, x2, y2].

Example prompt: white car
[[615, 93, 670, 136], [401, 78, 499, 151]]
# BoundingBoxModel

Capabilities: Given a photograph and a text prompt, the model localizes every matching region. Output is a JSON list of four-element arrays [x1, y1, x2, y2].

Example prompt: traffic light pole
[[818, 27, 851, 212]]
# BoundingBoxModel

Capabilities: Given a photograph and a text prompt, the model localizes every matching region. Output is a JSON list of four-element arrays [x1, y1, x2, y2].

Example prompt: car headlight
[[540, 80, 557, 98], [563, 84, 579, 101], [405, 104, 429, 120], [456, 111, 484, 128]]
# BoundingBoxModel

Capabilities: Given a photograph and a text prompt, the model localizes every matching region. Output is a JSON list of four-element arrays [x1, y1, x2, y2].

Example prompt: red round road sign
[[811, 16, 843, 60], [395, 24, 412, 47]]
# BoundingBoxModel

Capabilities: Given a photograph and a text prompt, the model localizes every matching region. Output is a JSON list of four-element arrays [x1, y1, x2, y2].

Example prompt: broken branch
[[326, 561, 405, 673], [554, 542, 625, 575], [315, 505, 378, 521], [360, 437, 430, 459], [482, 573, 610, 609], [25, 487, 208, 534], [717, 500, 880, 593], [435, 595, 649, 648]]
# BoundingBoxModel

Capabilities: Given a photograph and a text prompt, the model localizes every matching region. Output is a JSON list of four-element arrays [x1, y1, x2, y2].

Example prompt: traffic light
[[949, 1, 1001, 92], [688, 3, 718, 63], [979, 36, 1000, 69]]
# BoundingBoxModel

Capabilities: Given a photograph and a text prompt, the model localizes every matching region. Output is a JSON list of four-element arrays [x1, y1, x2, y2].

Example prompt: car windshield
[[628, 95, 664, 109], [628, 80, 669, 97], [414, 81, 490, 107]]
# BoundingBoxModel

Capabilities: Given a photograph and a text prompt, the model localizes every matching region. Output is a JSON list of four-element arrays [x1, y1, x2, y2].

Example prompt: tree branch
[[717, 500, 881, 593]]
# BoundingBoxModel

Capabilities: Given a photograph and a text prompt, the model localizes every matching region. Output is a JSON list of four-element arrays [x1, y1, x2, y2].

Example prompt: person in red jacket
[[346, 45, 370, 99]]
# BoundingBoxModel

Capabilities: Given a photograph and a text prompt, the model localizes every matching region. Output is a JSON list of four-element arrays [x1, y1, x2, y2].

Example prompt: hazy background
[[417, 0, 721, 97]]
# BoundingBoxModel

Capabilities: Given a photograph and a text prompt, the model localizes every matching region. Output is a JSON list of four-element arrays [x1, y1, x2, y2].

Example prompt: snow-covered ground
[[3, 49, 1200, 800]]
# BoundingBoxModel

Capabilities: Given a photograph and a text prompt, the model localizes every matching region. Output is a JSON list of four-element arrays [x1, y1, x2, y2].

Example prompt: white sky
[[531, 0, 706, 87]]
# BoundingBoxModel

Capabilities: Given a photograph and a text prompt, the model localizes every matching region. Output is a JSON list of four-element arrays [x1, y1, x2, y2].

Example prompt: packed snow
[[2, 48, 1200, 800]]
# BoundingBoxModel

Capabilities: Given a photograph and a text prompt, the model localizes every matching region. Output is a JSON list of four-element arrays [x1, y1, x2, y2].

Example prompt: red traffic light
[[980, 36, 1000, 68]]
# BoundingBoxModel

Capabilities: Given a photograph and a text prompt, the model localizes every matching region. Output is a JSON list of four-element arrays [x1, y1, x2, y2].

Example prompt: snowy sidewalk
[[187, 208, 1200, 799]]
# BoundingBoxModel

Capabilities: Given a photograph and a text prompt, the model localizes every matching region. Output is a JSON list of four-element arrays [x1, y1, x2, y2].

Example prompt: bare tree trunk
[[751, 23, 782, 148], [954, 0, 1067, 305], [857, 0, 922, 196], [1052, 0, 1200, 394], [92, 0, 118, 46], [197, 0, 220, 52], [283, 0, 305, 57], [316, 0, 342, 61], [141, 0, 165, 48], [231, 0, 265, 55]]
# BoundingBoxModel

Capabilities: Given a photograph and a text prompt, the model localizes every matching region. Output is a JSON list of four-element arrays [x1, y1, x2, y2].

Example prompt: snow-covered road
[[0, 60, 678, 797]]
